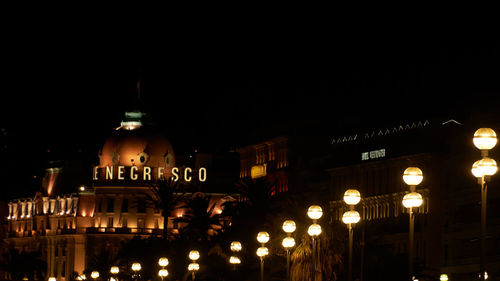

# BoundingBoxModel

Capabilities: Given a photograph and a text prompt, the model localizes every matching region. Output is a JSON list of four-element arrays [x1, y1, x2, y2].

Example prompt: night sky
[[1, 28, 499, 199]]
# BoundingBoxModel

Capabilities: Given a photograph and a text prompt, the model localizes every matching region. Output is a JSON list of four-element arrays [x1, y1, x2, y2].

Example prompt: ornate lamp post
[[402, 167, 424, 281], [91, 271, 99, 281], [257, 232, 270, 281], [342, 189, 361, 281], [188, 250, 200, 280], [158, 257, 169, 281], [472, 128, 497, 281], [307, 205, 323, 281], [110, 266, 119, 281], [282, 220, 296, 281], [131, 262, 141, 281], [230, 241, 242, 270]]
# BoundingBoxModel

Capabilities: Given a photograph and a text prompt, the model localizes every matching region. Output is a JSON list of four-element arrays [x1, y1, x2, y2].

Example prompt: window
[[107, 198, 114, 212], [121, 199, 128, 213], [137, 218, 145, 229], [121, 217, 128, 228], [108, 217, 113, 228], [137, 199, 146, 213]]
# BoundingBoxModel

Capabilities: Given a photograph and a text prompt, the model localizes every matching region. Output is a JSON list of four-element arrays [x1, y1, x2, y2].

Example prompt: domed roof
[[99, 112, 175, 169]]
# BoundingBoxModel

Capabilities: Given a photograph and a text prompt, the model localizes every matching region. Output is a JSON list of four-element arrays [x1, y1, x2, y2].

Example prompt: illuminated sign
[[93, 166, 207, 182], [361, 149, 386, 160], [251, 164, 267, 179]]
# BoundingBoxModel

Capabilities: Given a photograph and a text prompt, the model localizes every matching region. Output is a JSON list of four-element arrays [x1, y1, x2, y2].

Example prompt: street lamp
[[257, 232, 270, 281], [131, 262, 141, 280], [188, 250, 200, 280], [472, 128, 497, 281], [402, 167, 424, 281], [158, 269, 168, 280], [439, 274, 448, 281], [188, 263, 199, 280], [109, 266, 119, 281], [91, 271, 99, 281], [282, 220, 296, 281], [158, 257, 169, 267], [307, 205, 323, 281], [230, 241, 242, 252], [343, 189, 361, 281], [48, 277, 57, 281], [229, 241, 242, 270]]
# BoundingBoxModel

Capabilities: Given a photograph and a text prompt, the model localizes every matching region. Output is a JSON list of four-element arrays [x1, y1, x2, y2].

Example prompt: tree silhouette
[[174, 194, 223, 243], [147, 178, 185, 239]]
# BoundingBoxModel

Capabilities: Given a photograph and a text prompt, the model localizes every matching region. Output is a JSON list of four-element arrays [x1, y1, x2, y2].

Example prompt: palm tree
[[174, 194, 223, 242], [291, 226, 344, 281], [147, 178, 185, 239]]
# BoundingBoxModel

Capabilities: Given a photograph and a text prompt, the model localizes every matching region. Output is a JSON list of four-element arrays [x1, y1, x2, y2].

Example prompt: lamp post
[[282, 220, 296, 281], [342, 189, 361, 281], [110, 266, 119, 281], [472, 128, 497, 281], [91, 271, 99, 281], [307, 205, 323, 281], [257, 232, 270, 281], [402, 167, 424, 281], [158, 257, 169, 281], [131, 262, 141, 281], [230, 241, 242, 270], [188, 250, 200, 280]]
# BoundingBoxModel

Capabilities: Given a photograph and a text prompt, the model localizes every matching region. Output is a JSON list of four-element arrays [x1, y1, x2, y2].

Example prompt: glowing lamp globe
[[91, 271, 99, 279], [256, 246, 269, 257], [307, 223, 322, 237], [229, 256, 241, 264], [439, 274, 448, 281], [403, 167, 423, 186], [230, 241, 242, 252], [342, 210, 361, 224], [282, 220, 296, 233], [402, 192, 423, 208], [78, 274, 86, 280], [344, 189, 361, 205], [282, 237, 296, 248], [131, 262, 141, 272], [257, 232, 270, 244], [189, 250, 200, 261], [472, 160, 483, 178], [307, 205, 323, 220], [158, 257, 169, 267], [478, 157, 498, 176], [110, 266, 119, 274], [49, 277, 57, 281], [188, 263, 199, 271], [158, 269, 168, 278], [473, 128, 497, 150]]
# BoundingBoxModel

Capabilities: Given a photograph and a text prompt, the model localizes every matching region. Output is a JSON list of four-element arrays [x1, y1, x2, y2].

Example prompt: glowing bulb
[[230, 241, 242, 252], [307, 223, 322, 237], [188, 262, 199, 271], [158, 257, 169, 267], [342, 210, 361, 224], [257, 232, 270, 244], [189, 250, 200, 261], [158, 269, 168, 277], [282, 237, 296, 248], [402, 192, 423, 208], [131, 262, 141, 272], [282, 220, 296, 233], [256, 246, 269, 257], [473, 128, 497, 150], [403, 167, 423, 186], [307, 205, 323, 220], [343, 189, 361, 205], [110, 266, 119, 274], [478, 157, 498, 176], [229, 256, 241, 264]]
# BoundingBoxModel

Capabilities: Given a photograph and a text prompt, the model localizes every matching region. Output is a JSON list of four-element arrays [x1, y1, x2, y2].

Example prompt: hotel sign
[[93, 166, 207, 182], [361, 149, 386, 161]]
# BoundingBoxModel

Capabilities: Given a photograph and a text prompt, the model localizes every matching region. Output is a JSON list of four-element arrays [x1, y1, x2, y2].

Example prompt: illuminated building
[[4, 111, 233, 280]]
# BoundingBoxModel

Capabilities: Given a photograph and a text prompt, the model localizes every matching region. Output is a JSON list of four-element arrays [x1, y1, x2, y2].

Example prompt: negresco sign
[[93, 166, 207, 182]]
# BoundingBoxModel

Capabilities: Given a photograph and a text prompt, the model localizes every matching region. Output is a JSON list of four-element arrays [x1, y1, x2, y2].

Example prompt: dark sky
[[1, 27, 500, 199]]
